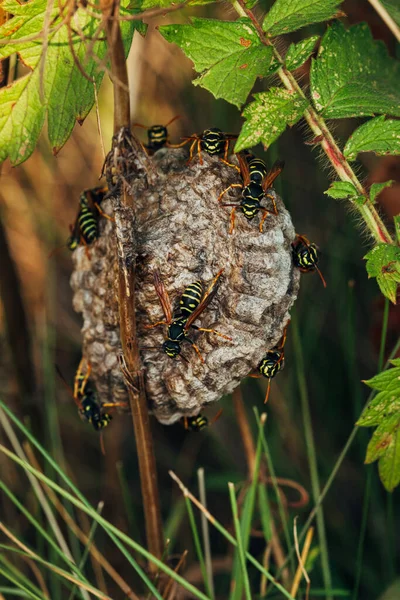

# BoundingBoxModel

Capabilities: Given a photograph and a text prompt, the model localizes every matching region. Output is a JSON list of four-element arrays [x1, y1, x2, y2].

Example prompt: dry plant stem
[[367, 0, 400, 41], [232, 387, 256, 477], [100, 0, 164, 566], [0, 523, 111, 600], [234, 0, 393, 245], [290, 525, 314, 599], [24, 444, 140, 600]]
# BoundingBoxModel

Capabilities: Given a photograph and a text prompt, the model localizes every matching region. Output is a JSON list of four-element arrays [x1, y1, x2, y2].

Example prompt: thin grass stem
[[198, 468, 215, 600], [291, 314, 332, 600], [0, 440, 210, 600], [0, 566, 43, 600], [228, 483, 252, 600], [184, 496, 213, 599]]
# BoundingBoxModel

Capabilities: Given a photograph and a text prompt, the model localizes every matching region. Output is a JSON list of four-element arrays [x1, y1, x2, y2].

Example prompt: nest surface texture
[[71, 140, 300, 424]]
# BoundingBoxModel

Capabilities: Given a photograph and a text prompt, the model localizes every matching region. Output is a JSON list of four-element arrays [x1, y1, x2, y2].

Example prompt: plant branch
[[100, 0, 164, 569], [234, 0, 393, 245]]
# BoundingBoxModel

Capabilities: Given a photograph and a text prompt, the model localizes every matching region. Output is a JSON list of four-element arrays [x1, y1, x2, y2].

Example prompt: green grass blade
[[0, 554, 46, 598], [0, 567, 44, 600], [198, 468, 215, 600], [0, 440, 210, 600], [231, 412, 266, 600], [228, 483, 252, 600], [185, 496, 213, 599], [258, 483, 272, 542], [292, 313, 332, 600]]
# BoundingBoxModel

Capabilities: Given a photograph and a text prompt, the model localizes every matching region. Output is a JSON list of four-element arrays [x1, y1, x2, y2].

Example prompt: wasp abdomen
[[180, 281, 203, 317]]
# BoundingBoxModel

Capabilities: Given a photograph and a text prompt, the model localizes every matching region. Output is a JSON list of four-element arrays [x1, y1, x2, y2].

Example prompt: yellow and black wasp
[[56, 360, 128, 432], [67, 186, 112, 252], [182, 409, 223, 432], [250, 323, 289, 403], [144, 269, 232, 363], [218, 153, 284, 234], [132, 115, 182, 154], [179, 128, 238, 165], [292, 234, 326, 287]]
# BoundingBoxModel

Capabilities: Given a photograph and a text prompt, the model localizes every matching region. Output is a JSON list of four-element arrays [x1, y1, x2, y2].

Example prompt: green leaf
[[310, 22, 400, 119], [365, 413, 400, 464], [285, 35, 319, 71], [360, 361, 400, 490], [365, 244, 400, 303], [158, 18, 274, 108], [234, 87, 308, 152], [0, 0, 140, 165], [323, 181, 358, 199], [395, 215, 400, 245], [370, 180, 394, 204], [358, 390, 400, 427], [344, 116, 400, 161], [262, 0, 342, 36]]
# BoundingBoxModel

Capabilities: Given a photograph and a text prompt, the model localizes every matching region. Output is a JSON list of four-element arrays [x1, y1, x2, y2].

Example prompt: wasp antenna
[[132, 122, 149, 130], [316, 265, 327, 288], [164, 115, 181, 127], [209, 408, 223, 426], [264, 378, 272, 404]]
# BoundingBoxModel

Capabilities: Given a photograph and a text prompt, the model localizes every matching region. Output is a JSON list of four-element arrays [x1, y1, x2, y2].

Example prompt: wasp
[[218, 153, 284, 234], [132, 116, 183, 154], [57, 360, 127, 432], [144, 269, 232, 363], [182, 409, 223, 432], [67, 186, 113, 251], [244, 152, 269, 185], [249, 323, 289, 403], [292, 234, 326, 287], [178, 128, 238, 165]]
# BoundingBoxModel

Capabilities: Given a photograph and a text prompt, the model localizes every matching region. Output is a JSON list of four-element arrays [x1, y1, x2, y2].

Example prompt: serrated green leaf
[[378, 421, 400, 491], [363, 364, 400, 392], [158, 18, 273, 108], [376, 275, 398, 303], [364, 244, 400, 277], [323, 181, 358, 199], [394, 215, 400, 245], [370, 180, 394, 204], [365, 413, 400, 464], [361, 361, 400, 490], [0, 0, 140, 165], [262, 0, 342, 36], [285, 35, 319, 70], [234, 87, 308, 152], [310, 22, 400, 119], [344, 116, 400, 161], [357, 390, 400, 427]]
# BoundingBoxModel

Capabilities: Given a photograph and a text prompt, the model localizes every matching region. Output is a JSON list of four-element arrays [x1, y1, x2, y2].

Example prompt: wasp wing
[[152, 269, 173, 324], [262, 160, 285, 192], [184, 269, 224, 330], [237, 152, 251, 186]]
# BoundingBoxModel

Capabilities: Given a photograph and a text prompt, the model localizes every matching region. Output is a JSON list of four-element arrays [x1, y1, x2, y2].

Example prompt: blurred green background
[[0, 0, 399, 597]]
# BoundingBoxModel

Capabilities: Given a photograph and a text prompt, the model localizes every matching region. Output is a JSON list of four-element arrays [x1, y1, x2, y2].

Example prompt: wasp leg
[[264, 192, 279, 216], [264, 378, 272, 404], [102, 402, 130, 409], [93, 202, 115, 223], [197, 139, 203, 165], [220, 158, 240, 171], [166, 139, 191, 149], [183, 417, 189, 429], [143, 320, 169, 330], [229, 206, 238, 235], [186, 138, 198, 165], [191, 325, 232, 341], [218, 183, 242, 203], [259, 208, 273, 233], [80, 235, 92, 260], [186, 338, 205, 363]]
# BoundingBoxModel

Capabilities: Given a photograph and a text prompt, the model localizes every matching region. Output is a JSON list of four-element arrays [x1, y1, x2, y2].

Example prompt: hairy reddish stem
[[234, 0, 393, 245]]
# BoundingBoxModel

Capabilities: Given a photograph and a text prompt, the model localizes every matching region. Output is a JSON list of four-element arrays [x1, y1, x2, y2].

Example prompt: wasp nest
[[71, 132, 300, 425]]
